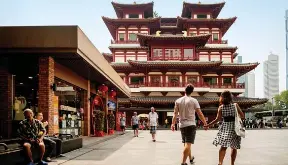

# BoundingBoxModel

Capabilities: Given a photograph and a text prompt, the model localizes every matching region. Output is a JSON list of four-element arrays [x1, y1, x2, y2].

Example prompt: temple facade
[[102, 1, 268, 125]]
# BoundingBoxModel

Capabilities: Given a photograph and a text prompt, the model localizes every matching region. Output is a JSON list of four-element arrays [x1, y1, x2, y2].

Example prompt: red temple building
[[102, 1, 268, 125]]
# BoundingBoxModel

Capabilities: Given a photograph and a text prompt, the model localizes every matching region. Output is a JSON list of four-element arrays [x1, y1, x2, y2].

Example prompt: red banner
[[116, 112, 123, 131]]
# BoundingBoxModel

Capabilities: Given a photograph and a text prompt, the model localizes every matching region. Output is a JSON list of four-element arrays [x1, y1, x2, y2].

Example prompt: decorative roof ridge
[[183, 1, 225, 6], [221, 62, 259, 66], [127, 60, 222, 64], [112, 1, 154, 6], [177, 16, 237, 21], [102, 16, 161, 21], [137, 33, 211, 38], [102, 52, 112, 56]]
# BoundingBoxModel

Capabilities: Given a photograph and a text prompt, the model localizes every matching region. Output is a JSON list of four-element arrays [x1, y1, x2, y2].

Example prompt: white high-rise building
[[244, 71, 255, 98], [264, 54, 279, 100]]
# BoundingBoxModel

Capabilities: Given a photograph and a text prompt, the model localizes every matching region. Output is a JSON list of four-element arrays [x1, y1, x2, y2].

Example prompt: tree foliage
[[274, 90, 288, 109]]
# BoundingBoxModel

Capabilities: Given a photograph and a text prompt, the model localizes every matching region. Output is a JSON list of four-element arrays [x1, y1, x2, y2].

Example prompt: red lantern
[[98, 84, 108, 93], [110, 91, 117, 97]]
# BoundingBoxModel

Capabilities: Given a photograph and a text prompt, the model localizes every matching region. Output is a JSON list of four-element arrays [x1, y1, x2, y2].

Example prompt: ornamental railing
[[111, 40, 139, 44], [148, 57, 199, 61], [128, 82, 245, 89]]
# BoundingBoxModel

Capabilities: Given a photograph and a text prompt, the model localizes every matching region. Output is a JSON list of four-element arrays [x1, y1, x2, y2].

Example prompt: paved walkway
[[50, 129, 288, 165]]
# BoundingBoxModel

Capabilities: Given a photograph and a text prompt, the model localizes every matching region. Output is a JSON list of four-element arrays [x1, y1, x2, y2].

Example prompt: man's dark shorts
[[180, 125, 197, 144], [132, 124, 138, 130]]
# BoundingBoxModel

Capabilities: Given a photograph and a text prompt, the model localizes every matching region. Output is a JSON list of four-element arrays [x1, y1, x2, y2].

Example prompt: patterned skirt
[[213, 121, 241, 149]]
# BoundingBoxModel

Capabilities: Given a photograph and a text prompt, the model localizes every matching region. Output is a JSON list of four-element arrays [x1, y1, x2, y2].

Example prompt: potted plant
[[94, 110, 105, 137], [107, 113, 115, 135]]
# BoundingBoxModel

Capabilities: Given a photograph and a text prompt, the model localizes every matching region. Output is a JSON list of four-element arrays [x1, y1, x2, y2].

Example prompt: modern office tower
[[264, 53, 279, 100], [245, 71, 255, 98]]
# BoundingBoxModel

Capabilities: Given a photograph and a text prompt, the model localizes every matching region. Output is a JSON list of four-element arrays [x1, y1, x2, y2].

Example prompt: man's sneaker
[[38, 160, 48, 165], [153, 140, 156, 142], [27, 162, 34, 165], [181, 163, 188, 165]]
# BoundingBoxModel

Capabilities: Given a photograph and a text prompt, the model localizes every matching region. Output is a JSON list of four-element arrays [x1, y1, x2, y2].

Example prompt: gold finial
[[156, 31, 161, 36], [133, 1, 136, 4], [182, 31, 187, 37], [198, 1, 201, 4]]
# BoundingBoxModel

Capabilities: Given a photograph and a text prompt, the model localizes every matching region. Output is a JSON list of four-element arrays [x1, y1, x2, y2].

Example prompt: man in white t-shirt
[[171, 84, 207, 165], [148, 107, 158, 142]]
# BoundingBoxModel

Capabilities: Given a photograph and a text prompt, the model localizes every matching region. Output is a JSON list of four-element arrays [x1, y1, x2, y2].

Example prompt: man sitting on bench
[[17, 109, 48, 165]]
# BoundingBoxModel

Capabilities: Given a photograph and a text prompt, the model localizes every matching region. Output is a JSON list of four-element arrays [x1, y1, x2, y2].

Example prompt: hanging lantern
[[110, 90, 117, 97], [98, 84, 108, 93]]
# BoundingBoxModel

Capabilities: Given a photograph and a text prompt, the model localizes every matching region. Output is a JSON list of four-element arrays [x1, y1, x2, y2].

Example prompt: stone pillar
[[0, 67, 12, 138], [38, 56, 55, 135], [83, 80, 90, 136]]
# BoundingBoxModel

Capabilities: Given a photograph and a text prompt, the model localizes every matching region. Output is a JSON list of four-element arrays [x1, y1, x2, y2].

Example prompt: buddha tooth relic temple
[[102, 1, 268, 125]]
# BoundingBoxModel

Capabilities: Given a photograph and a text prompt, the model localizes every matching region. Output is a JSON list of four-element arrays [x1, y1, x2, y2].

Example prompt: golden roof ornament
[[198, 1, 201, 4], [156, 31, 161, 36], [182, 31, 187, 37], [133, 1, 136, 4]]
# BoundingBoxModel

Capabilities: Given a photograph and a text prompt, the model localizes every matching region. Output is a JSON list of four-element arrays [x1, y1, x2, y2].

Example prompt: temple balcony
[[128, 82, 245, 93]]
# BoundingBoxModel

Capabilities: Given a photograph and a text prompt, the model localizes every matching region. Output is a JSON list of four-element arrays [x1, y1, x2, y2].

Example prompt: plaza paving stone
[[50, 129, 288, 165]]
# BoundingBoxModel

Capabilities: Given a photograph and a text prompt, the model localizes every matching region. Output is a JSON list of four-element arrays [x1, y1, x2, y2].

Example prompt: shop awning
[[0, 26, 130, 97]]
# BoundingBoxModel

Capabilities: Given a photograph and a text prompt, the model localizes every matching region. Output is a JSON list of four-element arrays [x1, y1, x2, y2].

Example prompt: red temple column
[[218, 74, 222, 88]]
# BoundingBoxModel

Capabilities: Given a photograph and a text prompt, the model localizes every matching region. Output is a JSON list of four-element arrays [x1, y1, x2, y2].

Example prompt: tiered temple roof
[[112, 1, 154, 18], [181, 2, 226, 19], [137, 33, 211, 46], [111, 60, 259, 77], [118, 96, 268, 108], [102, 16, 161, 39], [177, 17, 237, 36]]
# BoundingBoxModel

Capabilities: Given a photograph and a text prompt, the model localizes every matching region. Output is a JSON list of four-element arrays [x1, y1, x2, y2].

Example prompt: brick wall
[[83, 80, 90, 136], [0, 67, 12, 138], [38, 56, 55, 135]]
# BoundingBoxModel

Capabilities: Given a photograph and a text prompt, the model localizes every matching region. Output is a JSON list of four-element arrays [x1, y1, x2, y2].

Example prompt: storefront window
[[55, 78, 84, 137]]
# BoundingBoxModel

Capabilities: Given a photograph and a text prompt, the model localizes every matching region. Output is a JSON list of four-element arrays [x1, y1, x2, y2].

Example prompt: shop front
[[0, 26, 130, 139]]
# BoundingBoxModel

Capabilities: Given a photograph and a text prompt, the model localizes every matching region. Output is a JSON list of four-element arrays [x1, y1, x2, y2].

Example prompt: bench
[[0, 135, 83, 165]]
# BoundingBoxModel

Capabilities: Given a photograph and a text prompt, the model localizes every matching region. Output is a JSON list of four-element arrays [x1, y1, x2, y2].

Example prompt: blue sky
[[1, 0, 287, 98]]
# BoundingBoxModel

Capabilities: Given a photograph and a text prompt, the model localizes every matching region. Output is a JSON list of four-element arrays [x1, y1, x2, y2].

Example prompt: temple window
[[212, 33, 219, 41], [119, 33, 125, 41], [183, 49, 194, 60], [130, 76, 144, 84], [168, 76, 180, 87], [223, 78, 232, 84], [197, 14, 207, 19], [187, 76, 198, 85], [150, 76, 161, 86], [129, 33, 137, 41], [165, 49, 181, 60], [128, 14, 139, 18], [203, 77, 217, 85], [152, 49, 163, 60]]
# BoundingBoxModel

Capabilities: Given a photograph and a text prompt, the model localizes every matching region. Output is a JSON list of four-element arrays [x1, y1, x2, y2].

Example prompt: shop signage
[[108, 100, 116, 110], [56, 86, 74, 91], [53, 96, 59, 134], [167, 112, 174, 117]]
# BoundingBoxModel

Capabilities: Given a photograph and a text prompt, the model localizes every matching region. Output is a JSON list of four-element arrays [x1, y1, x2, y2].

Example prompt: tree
[[274, 90, 288, 109]]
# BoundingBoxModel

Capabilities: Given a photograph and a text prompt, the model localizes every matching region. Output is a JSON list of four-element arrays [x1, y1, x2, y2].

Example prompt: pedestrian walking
[[171, 84, 208, 165], [131, 112, 139, 137], [205, 90, 245, 165], [120, 114, 126, 134], [148, 107, 158, 142]]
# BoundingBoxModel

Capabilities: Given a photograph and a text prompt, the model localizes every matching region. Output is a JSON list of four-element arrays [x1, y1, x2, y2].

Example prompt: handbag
[[234, 103, 246, 138]]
